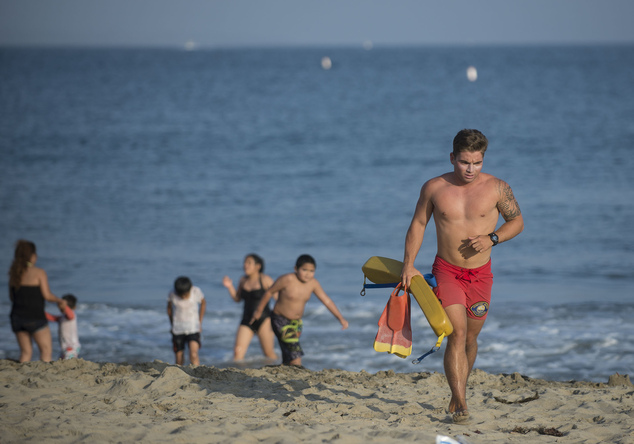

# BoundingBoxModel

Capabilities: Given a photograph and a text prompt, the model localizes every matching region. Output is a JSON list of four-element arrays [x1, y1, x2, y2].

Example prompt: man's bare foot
[[452, 409, 470, 424]]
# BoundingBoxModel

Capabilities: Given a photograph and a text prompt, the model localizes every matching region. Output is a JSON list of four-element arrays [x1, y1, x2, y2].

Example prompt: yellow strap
[[435, 332, 446, 348]]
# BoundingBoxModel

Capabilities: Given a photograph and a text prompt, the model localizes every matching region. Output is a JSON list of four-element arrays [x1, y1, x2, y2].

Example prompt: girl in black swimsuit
[[222, 254, 278, 361]]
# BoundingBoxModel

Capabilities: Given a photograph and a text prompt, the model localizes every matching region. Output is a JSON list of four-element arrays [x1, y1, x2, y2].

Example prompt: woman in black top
[[8, 240, 66, 362], [223, 254, 278, 361]]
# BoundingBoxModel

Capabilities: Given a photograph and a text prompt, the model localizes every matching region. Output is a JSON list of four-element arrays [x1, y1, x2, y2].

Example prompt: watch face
[[490, 233, 499, 245]]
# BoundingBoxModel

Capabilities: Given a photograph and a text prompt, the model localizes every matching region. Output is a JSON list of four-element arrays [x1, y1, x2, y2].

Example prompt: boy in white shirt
[[46, 294, 81, 359], [167, 276, 206, 366]]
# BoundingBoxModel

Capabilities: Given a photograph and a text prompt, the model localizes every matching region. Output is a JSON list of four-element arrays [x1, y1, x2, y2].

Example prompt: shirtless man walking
[[401, 129, 523, 423]]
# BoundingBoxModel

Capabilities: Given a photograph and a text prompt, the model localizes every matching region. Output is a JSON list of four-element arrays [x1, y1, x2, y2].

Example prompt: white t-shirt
[[47, 306, 80, 352], [59, 310, 80, 351], [168, 286, 205, 335]]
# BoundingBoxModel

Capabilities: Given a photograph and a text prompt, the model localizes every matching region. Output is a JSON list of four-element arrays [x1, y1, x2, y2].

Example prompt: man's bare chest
[[433, 187, 498, 222]]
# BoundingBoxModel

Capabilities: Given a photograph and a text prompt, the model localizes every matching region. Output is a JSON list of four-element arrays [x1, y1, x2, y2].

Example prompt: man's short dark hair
[[453, 129, 488, 156]]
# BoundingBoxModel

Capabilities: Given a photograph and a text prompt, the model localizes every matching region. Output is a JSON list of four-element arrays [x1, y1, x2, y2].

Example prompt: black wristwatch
[[488, 232, 499, 246]]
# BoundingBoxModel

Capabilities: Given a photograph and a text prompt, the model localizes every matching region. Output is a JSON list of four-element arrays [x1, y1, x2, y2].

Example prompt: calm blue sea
[[1, 46, 633, 382]]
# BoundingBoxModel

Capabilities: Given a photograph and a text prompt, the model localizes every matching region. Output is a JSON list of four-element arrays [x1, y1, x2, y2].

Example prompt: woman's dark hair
[[9, 240, 36, 289], [247, 253, 265, 273]]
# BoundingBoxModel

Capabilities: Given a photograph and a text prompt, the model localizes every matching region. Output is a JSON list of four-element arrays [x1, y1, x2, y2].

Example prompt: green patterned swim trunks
[[270, 312, 304, 364]]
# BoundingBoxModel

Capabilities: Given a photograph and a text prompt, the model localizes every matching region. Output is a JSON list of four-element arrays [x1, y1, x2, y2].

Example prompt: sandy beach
[[0, 359, 632, 443]]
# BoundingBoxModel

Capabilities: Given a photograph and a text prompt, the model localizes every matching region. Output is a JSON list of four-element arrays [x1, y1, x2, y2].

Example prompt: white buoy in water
[[321, 57, 332, 70], [466, 66, 478, 82]]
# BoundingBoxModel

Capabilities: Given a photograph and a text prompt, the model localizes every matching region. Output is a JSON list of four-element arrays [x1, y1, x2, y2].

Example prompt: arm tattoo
[[497, 180, 522, 221]]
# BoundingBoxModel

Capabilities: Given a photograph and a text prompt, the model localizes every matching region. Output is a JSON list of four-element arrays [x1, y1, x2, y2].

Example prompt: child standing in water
[[251, 254, 348, 366], [167, 276, 206, 366], [46, 294, 81, 359], [222, 254, 278, 361]]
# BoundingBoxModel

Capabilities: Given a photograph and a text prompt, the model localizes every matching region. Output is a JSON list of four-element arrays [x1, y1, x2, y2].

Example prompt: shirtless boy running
[[401, 129, 524, 423], [251, 254, 349, 366]]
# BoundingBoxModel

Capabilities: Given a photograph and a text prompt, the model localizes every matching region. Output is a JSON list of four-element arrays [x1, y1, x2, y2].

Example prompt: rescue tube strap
[[362, 281, 397, 296], [361, 274, 437, 296], [412, 333, 446, 365]]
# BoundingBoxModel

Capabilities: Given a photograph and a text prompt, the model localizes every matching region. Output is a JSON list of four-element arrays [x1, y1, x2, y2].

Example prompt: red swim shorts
[[432, 256, 493, 320]]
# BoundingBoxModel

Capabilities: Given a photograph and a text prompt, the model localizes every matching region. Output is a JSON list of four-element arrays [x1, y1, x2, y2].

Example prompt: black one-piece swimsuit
[[240, 278, 271, 333]]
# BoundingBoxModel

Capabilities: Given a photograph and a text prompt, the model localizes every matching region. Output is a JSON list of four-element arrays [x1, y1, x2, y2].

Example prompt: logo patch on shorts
[[469, 301, 489, 317]]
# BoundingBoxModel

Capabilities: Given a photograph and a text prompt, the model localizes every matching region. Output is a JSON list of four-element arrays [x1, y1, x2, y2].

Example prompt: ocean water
[[1, 46, 633, 382]]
